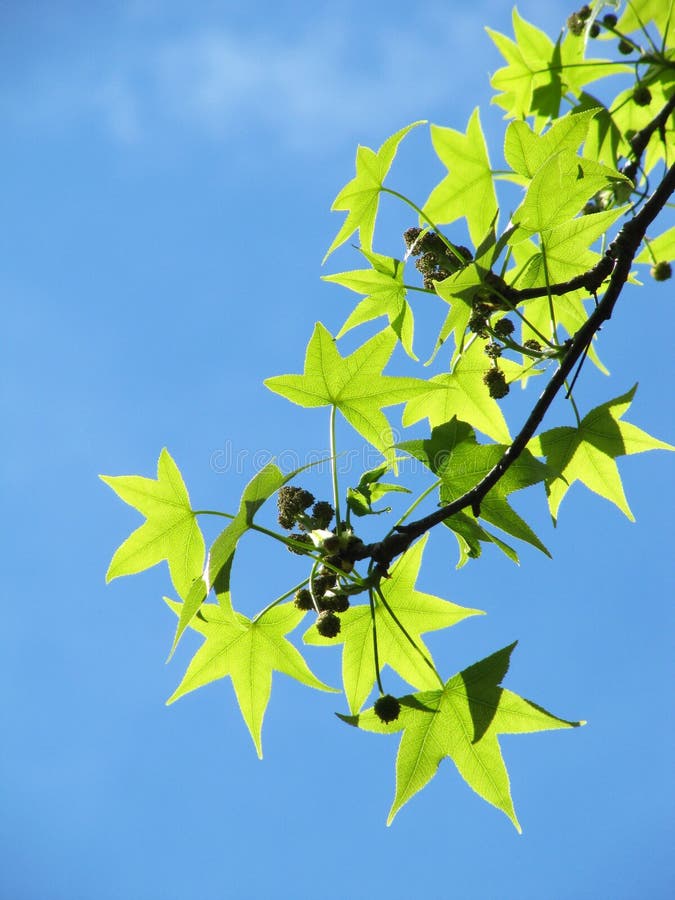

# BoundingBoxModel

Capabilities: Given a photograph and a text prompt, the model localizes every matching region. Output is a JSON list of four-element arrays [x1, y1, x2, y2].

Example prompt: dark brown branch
[[352, 162, 675, 572], [622, 92, 675, 183]]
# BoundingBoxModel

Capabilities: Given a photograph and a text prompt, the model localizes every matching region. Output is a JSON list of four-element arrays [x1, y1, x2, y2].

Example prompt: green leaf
[[166, 599, 336, 758], [402, 338, 515, 444], [340, 643, 583, 828], [529, 385, 674, 522], [487, 10, 629, 124], [512, 149, 631, 233], [346, 462, 411, 518], [443, 512, 520, 568], [503, 108, 599, 179], [170, 462, 291, 658], [616, 0, 674, 39], [265, 323, 436, 463], [423, 109, 498, 245], [635, 226, 675, 264], [323, 250, 416, 359], [398, 419, 550, 556], [324, 121, 425, 262], [101, 448, 205, 599], [304, 534, 482, 713]]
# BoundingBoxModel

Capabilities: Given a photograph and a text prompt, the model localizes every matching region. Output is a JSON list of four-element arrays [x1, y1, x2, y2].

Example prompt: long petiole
[[330, 405, 342, 534], [368, 587, 385, 694], [375, 585, 444, 688], [252, 577, 310, 623], [381, 187, 468, 265], [540, 243, 558, 345], [390, 479, 442, 535]]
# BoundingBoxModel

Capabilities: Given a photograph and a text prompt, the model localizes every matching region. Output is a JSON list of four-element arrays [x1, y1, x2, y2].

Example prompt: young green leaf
[[346, 462, 411, 518], [529, 385, 674, 522], [635, 226, 675, 264], [398, 419, 550, 556], [304, 534, 482, 714], [324, 121, 425, 262], [443, 512, 520, 568], [423, 109, 498, 246], [323, 250, 416, 359], [265, 323, 437, 462], [101, 448, 205, 599], [340, 642, 584, 829], [166, 599, 336, 758]]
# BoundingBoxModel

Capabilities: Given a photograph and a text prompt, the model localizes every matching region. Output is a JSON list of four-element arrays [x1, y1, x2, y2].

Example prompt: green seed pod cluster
[[483, 368, 509, 399], [374, 694, 401, 723]]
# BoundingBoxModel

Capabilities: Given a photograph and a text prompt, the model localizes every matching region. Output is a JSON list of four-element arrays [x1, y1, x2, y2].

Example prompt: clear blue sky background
[[2, 1, 674, 898]]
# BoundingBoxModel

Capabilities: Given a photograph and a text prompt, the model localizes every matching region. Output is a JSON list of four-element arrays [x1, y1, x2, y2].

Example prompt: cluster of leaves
[[103, 1, 674, 830]]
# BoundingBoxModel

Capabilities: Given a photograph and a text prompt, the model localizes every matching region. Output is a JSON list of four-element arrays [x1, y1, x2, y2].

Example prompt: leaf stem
[[330, 405, 342, 534], [374, 584, 444, 688], [368, 587, 385, 694], [381, 187, 468, 265], [252, 578, 310, 623]]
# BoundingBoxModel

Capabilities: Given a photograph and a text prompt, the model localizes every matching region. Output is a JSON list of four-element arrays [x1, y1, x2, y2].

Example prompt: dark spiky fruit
[[403, 226, 424, 254], [469, 311, 489, 338], [618, 38, 634, 54], [294, 589, 315, 611], [483, 368, 510, 399], [287, 533, 313, 555], [523, 339, 543, 353], [493, 317, 515, 338], [567, 13, 584, 36], [602, 13, 617, 27], [651, 261, 672, 281], [316, 610, 341, 639], [374, 694, 401, 724], [277, 486, 315, 529], [632, 84, 652, 106], [484, 341, 503, 359], [321, 592, 350, 613], [312, 572, 337, 598], [589, 22, 600, 38], [310, 500, 334, 529]]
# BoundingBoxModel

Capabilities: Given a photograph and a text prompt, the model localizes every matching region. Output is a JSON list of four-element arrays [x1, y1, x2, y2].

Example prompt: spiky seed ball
[[321, 592, 350, 613], [310, 500, 334, 529], [316, 610, 341, 639], [403, 226, 423, 254], [494, 317, 515, 338], [589, 21, 600, 37], [374, 694, 401, 724], [277, 486, 315, 529], [483, 368, 510, 399], [287, 533, 313, 555], [651, 261, 672, 281], [633, 84, 652, 106], [312, 573, 337, 598], [484, 341, 503, 359], [578, 4, 591, 19], [469, 311, 489, 338], [523, 339, 543, 353], [294, 589, 314, 611], [618, 38, 634, 54], [567, 13, 584, 35], [602, 13, 617, 27]]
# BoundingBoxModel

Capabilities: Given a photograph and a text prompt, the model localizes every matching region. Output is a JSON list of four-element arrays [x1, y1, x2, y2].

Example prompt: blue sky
[[2, 1, 674, 898]]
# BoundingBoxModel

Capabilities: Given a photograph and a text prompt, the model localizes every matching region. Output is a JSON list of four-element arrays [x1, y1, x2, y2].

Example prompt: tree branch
[[352, 161, 675, 572]]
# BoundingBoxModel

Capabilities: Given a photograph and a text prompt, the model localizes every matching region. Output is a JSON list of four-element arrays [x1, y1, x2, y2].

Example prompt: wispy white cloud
[[4, 0, 569, 152]]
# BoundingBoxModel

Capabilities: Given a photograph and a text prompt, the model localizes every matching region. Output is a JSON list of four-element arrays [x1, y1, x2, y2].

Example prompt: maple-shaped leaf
[[265, 323, 436, 463], [304, 534, 482, 714], [166, 599, 336, 758], [171, 462, 292, 657], [399, 418, 550, 556], [423, 109, 498, 246], [503, 108, 599, 181], [402, 338, 517, 444], [101, 448, 205, 599], [487, 10, 628, 124], [324, 121, 425, 262], [528, 385, 674, 522], [340, 642, 583, 829], [512, 149, 631, 234], [323, 249, 416, 359], [442, 512, 519, 569], [615, 0, 674, 39]]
